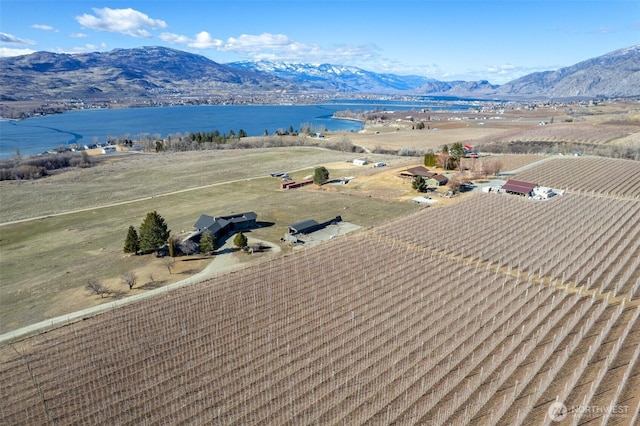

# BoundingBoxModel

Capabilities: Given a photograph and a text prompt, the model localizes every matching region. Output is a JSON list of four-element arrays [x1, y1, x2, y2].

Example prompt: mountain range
[[1, 45, 638, 102]]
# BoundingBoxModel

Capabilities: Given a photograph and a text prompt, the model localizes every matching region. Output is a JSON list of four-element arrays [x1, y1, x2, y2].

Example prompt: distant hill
[[495, 45, 640, 99], [0, 46, 290, 100], [0, 45, 638, 102]]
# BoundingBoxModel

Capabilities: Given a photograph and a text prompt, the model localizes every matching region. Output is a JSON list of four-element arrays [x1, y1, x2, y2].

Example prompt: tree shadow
[[137, 280, 168, 290]]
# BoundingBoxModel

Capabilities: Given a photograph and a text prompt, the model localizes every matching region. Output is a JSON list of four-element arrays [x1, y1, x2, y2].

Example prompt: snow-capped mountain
[[228, 60, 436, 92]]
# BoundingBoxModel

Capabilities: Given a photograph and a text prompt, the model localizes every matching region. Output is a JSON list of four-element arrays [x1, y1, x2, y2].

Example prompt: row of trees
[[0, 151, 93, 181], [124, 211, 171, 255]]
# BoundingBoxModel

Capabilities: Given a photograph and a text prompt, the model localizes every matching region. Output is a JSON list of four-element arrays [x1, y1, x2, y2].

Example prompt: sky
[[0, 0, 638, 84]]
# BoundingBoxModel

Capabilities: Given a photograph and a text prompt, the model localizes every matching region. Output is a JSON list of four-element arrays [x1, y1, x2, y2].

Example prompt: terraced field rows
[[375, 192, 640, 301], [1, 184, 639, 424], [512, 156, 640, 198]]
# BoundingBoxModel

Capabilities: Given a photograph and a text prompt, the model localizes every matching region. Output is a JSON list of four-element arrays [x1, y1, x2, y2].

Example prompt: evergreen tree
[[123, 225, 140, 254], [139, 211, 170, 254], [412, 176, 427, 192], [233, 232, 248, 249], [199, 230, 215, 254], [313, 166, 330, 185]]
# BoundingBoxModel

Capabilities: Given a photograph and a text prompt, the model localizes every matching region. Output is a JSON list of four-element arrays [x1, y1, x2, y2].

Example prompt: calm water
[[0, 100, 476, 158]]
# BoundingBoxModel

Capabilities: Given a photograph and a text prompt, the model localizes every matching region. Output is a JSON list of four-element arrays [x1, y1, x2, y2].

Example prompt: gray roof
[[194, 212, 257, 235], [194, 214, 215, 231], [289, 219, 320, 234]]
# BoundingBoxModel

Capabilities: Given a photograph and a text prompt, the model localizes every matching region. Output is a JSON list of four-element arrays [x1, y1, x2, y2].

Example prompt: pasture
[[0, 147, 417, 333]]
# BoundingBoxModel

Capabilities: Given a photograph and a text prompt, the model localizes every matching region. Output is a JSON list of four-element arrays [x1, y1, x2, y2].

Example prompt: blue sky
[[1, 0, 638, 84]]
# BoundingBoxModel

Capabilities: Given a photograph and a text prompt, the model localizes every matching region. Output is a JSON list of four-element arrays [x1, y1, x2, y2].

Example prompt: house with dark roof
[[426, 174, 449, 186], [399, 166, 434, 179], [193, 212, 257, 239], [501, 180, 537, 197]]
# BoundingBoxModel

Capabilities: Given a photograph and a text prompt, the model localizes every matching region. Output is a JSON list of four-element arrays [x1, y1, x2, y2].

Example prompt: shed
[[502, 179, 537, 196], [288, 219, 321, 235], [426, 174, 448, 186]]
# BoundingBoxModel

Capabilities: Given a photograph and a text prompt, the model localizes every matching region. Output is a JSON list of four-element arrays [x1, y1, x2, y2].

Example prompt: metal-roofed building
[[501, 180, 537, 197], [288, 219, 321, 235]]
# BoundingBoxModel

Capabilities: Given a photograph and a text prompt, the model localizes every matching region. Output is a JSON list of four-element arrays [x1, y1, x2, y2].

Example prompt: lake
[[0, 99, 478, 158]]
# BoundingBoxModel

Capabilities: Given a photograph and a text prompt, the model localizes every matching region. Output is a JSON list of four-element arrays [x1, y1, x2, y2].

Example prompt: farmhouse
[[501, 179, 537, 197], [399, 166, 434, 179], [192, 212, 257, 240]]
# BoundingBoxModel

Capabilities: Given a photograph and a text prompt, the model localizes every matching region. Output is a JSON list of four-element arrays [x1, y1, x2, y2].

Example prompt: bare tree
[[86, 278, 110, 298], [448, 174, 463, 193], [163, 257, 175, 274], [121, 271, 138, 290], [482, 159, 503, 177]]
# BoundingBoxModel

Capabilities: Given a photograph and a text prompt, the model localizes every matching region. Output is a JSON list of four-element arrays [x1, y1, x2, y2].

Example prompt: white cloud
[[486, 64, 516, 75], [67, 43, 108, 54], [223, 33, 294, 53], [160, 31, 223, 49], [70, 33, 89, 38], [160, 30, 380, 65], [0, 47, 36, 57], [76, 7, 167, 38], [0, 32, 36, 45], [31, 24, 58, 32]]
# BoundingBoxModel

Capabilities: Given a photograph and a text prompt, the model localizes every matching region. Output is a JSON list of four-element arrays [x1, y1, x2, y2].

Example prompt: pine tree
[[139, 211, 170, 254], [123, 225, 140, 254], [233, 232, 248, 249], [412, 176, 427, 192], [199, 230, 215, 254]]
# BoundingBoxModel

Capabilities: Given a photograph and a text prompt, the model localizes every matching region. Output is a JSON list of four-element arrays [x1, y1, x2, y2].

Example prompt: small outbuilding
[[501, 179, 537, 197], [288, 219, 321, 235], [426, 174, 449, 186]]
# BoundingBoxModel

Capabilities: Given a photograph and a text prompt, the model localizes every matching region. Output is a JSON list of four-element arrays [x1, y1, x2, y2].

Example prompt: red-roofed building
[[501, 179, 537, 196]]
